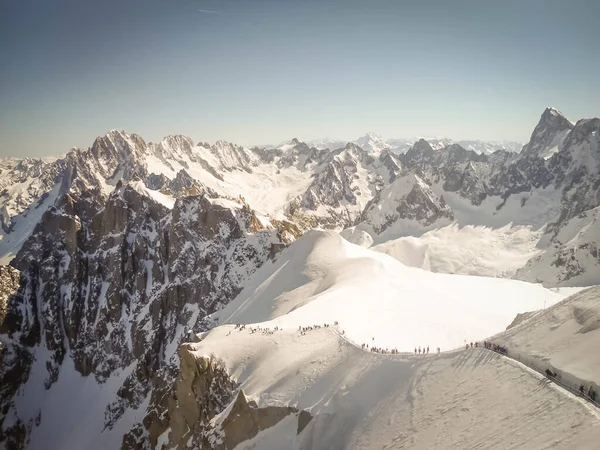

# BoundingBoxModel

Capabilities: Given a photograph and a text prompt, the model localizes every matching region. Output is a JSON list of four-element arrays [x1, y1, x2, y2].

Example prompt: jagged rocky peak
[[329, 141, 372, 164], [153, 135, 196, 160], [378, 149, 402, 179], [352, 170, 454, 242], [274, 138, 327, 170], [90, 129, 147, 162], [203, 140, 257, 172], [520, 107, 575, 159], [560, 117, 600, 152], [402, 138, 436, 168], [10, 158, 47, 179], [442, 143, 487, 164], [355, 132, 388, 153], [161, 134, 194, 149]]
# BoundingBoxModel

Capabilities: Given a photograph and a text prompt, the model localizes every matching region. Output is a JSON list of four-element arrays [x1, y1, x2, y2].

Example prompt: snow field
[[371, 223, 544, 278], [191, 324, 600, 449], [213, 230, 573, 352]]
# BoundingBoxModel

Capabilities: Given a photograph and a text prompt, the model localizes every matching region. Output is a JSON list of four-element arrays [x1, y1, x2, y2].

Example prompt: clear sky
[[1, 0, 599, 157]]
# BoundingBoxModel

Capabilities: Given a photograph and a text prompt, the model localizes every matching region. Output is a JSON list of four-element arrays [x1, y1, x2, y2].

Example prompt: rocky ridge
[[0, 107, 598, 449]]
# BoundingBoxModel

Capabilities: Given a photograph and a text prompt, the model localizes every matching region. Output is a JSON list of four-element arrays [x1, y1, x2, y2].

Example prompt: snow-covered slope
[[516, 206, 600, 286], [354, 132, 389, 153], [372, 223, 543, 278], [173, 329, 600, 450], [349, 171, 454, 243], [160, 232, 598, 449], [494, 286, 600, 401], [213, 231, 570, 352]]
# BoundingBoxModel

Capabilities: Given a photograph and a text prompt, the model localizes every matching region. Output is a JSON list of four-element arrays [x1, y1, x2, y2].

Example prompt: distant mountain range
[[1, 107, 599, 449], [303, 133, 524, 155]]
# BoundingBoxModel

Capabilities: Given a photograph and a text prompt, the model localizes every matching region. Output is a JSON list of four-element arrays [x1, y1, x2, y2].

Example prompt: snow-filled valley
[[1, 107, 599, 449]]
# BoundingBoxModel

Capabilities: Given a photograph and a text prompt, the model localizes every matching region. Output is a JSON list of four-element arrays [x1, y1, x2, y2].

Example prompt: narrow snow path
[[333, 325, 600, 413], [191, 325, 600, 449]]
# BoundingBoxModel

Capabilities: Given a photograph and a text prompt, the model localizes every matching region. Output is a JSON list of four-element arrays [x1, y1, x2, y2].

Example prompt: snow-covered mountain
[[454, 139, 524, 155], [307, 135, 523, 155], [159, 233, 598, 449], [0, 107, 599, 449], [354, 132, 389, 153]]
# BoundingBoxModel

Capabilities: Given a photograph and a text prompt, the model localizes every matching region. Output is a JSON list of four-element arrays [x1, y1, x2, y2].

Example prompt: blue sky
[[1, 0, 599, 156]]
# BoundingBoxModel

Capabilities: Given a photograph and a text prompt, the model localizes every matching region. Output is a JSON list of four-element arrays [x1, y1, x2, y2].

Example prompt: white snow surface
[[371, 223, 544, 278], [192, 328, 600, 449], [188, 252, 600, 449], [516, 206, 600, 287], [495, 286, 600, 391], [6, 350, 147, 450], [0, 182, 61, 265], [213, 230, 572, 352], [130, 180, 176, 209]]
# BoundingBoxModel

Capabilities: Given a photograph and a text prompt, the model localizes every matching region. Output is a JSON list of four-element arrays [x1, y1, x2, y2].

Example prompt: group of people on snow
[[232, 323, 281, 335], [298, 324, 331, 335], [413, 345, 440, 355], [362, 343, 399, 354], [483, 341, 507, 354]]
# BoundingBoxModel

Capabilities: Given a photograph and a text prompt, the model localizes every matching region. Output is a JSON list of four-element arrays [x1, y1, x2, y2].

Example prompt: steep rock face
[[516, 206, 600, 287], [165, 348, 310, 450], [199, 140, 258, 173], [0, 184, 288, 449], [165, 349, 238, 449], [402, 139, 436, 169], [520, 107, 574, 159], [0, 158, 57, 218], [0, 266, 20, 328], [549, 118, 600, 226], [353, 172, 454, 242], [290, 143, 400, 229]]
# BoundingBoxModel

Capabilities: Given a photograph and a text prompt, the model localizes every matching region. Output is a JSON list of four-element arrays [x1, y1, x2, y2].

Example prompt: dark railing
[[485, 346, 599, 409]]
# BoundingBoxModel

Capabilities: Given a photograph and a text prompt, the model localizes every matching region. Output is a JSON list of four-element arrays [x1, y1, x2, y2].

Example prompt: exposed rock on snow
[[495, 286, 600, 404], [169, 270, 600, 449], [516, 206, 600, 287], [166, 349, 237, 448], [352, 172, 454, 243], [0, 107, 599, 449], [0, 183, 288, 449], [0, 266, 19, 328]]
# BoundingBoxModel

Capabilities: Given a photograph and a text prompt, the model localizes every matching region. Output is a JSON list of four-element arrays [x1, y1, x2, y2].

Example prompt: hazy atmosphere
[[1, 2, 600, 449], [1, 0, 598, 156]]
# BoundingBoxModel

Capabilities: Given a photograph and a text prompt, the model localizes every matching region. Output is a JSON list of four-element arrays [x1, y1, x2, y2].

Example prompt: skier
[[427, 346, 429, 354]]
